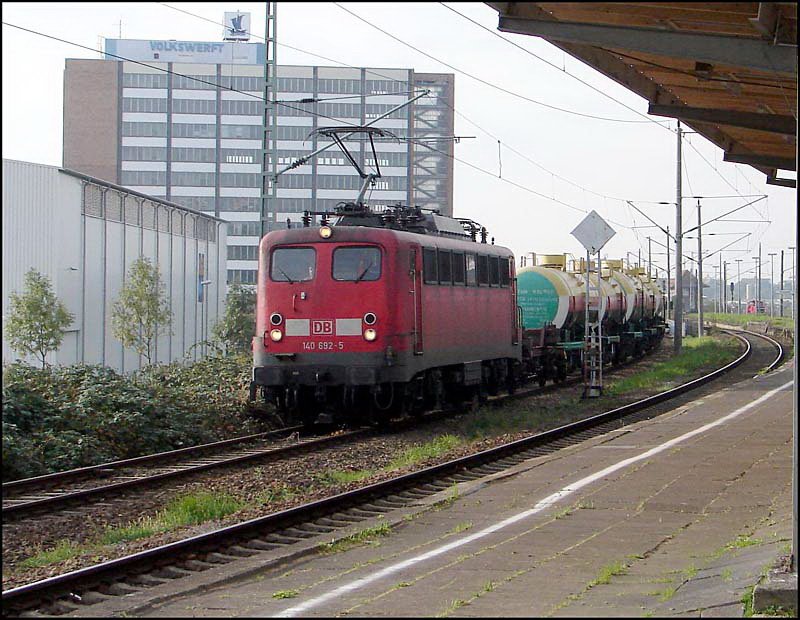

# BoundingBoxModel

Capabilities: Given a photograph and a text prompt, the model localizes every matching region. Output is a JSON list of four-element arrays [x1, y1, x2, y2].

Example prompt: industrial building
[[63, 38, 455, 285], [2, 159, 226, 371]]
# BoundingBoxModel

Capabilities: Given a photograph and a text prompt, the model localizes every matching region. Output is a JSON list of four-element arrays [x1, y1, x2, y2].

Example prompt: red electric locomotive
[[252, 203, 521, 426]]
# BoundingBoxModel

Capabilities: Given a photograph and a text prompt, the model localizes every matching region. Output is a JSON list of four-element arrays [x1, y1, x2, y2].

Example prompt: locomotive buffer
[[571, 211, 616, 398]]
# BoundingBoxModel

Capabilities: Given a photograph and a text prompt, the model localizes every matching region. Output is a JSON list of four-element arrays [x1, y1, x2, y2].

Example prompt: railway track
[[1, 329, 784, 617], [1, 340, 649, 523]]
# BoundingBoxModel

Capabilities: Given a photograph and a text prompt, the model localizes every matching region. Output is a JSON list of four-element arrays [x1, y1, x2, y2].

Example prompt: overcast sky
[[2, 2, 796, 283]]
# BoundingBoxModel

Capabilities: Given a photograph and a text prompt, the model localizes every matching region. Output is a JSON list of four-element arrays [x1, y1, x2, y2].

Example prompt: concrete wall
[[63, 59, 119, 184]]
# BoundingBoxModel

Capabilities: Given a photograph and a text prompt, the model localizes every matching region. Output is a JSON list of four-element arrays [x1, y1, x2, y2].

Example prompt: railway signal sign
[[572, 211, 615, 399]]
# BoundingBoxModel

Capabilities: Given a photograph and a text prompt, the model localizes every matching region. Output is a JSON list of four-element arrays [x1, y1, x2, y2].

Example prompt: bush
[[1, 356, 273, 481]]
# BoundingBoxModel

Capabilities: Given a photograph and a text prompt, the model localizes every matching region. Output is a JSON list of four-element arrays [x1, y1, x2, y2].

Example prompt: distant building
[[2, 159, 226, 370], [63, 39, 455, 285]]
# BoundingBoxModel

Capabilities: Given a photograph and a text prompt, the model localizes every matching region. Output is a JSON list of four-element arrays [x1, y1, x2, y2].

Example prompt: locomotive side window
[[452, 252, 465, 285], [489, 256, 500, 286], [465, 254, 477, 286], [270, 247, 316, 282], [423, 248, 438, 284], [333, 246, 381, 281], [438, 250, 452, 285], [477, 254, 489, 285], [500, 257, 511, 286]]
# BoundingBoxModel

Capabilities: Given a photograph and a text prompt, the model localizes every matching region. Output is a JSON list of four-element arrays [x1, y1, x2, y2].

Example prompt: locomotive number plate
[[302, 341, 344, 351]]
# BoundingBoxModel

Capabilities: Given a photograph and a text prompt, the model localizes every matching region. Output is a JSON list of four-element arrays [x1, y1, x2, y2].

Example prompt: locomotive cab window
[[452, 252, 465, 285], [438, 250, 452, 285], [333, 246, 381, 281], [501, 257, 511, 286], [477, 254, 489, 286], [465, 253, 477, 286], [270, 247, 316, 282], [489, 256, 500, 286], [423, 248, 438, 284]]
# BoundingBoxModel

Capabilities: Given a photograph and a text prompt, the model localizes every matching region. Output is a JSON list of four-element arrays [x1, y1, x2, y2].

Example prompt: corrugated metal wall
[[2, 159, 227, 371]]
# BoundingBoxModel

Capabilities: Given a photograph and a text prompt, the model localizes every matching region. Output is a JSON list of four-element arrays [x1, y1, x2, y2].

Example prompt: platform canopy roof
[[486, 2, 797, 188]]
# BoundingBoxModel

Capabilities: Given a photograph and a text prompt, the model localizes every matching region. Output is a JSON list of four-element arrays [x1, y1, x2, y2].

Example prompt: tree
[[5, 269, 74, 368], [212, 283, 256, 354], [111, 257, 172, 364]]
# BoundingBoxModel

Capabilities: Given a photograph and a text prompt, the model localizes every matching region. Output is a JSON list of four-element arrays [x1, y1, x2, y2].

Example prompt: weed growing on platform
[[319, 522, 391, 555], [272, 589, 298, 599], [589, 560, 627, 587]]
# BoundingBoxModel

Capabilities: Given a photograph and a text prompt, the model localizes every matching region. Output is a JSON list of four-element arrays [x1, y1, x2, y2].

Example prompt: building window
[[122, 146, 167, 161], [121, 170, 167, 186], [228, 269, 257, 284], [221, 99, 263, 115], [228, 245, 259, 261], [123, 73, 168, 88], [228, 221, 261, 236], [172, 123, 216, 138], [122, 121, 167, 137], [220, 172, 259, 187], [172, 74, 216, 90], [219, 197, 260, 212], [171, 147, 217, 163], [221, 124, 261, 139], [123, 97, 168, 113], [170, 171, 215, 186], [172, 98, 217, 114]]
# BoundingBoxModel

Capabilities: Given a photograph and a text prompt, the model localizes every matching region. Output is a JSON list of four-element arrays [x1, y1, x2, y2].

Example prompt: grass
[[100, 491, 244, 545], [449, 521, 473, 534], [388, 435, 463, 470], [21, 490, 246, 568], [19, 540, 84, 569], [693, 312, 794, 331], [604, 335, 740, 396]]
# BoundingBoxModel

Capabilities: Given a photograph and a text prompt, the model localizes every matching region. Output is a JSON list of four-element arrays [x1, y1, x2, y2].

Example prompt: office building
[[64, 39, 455, 285]]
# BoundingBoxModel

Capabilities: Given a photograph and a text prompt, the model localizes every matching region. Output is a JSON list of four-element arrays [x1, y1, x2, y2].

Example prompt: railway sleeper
[[314, 517, 356, 528], [295, 523, 335, 534], [203, 552, 240, 564], [281, 527, 318, 539], [243, 538, 282, 551], [343, 507, 386, 518], [152, 566, 194, 579], [76, 591, 112, 604], [263, 533, 306, 545], [329, 512, 365, 522], [107, 581, 144, 595], [225, 544, 260, 557], [127, 574, 171, 587], [182, 559, 215, 571]]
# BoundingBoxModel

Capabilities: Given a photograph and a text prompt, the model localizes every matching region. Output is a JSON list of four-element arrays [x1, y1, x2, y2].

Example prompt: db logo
[[312, 320, 334, 335]]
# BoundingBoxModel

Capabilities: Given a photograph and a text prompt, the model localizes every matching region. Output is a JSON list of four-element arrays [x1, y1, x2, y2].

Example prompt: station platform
[[130, 362, 796, 618]]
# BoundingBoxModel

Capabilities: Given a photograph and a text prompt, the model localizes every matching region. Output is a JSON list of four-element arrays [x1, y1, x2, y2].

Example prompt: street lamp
[[200, 279, 212, 357], [752, 255, 761, 313], [768, 253, 777, 317], [735, 259, 743, 314]]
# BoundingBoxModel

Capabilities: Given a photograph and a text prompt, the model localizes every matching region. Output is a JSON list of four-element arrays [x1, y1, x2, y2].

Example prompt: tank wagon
[[251, 203, 666, 426], [516, 255, 666, 385]]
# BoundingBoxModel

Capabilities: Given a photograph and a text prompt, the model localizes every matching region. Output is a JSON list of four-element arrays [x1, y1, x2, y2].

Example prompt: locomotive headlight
[[363, 328, 377, 342], [363, 312, 377, 325], [270, 329, 283, 342], [269, 312, 283, 326], [319, 225, 333, 239]]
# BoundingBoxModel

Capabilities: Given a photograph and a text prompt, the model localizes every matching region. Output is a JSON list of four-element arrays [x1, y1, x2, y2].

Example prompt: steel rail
[[3, 331, 782, 616], [2, 425, 304, 496]]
